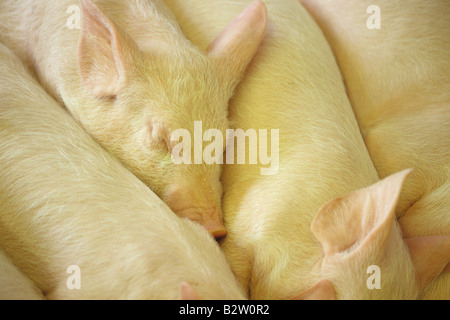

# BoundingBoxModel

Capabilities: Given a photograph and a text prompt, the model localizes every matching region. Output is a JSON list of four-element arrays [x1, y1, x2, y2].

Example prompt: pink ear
[[79, 0, 139, 98], [311, 169, 412, 257], [180, 282, 201, 300], [207, 1, 267, 87], [291, 280, 336, 300], [405, 236, 450, 290]]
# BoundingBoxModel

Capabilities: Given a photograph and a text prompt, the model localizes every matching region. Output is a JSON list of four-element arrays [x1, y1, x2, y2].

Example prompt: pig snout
[[164, 186, 227, 239]]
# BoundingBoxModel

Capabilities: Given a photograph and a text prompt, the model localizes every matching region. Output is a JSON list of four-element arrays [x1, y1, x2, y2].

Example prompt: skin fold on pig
[[0, 0, 268, 238], [0, 249, 45, 300], [162, 0, 450, 299], [300, 0, 450, 299], [0, 42, 246, 300]]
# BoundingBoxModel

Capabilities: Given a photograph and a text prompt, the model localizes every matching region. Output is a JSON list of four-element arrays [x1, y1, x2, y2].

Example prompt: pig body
[[0, 249, 44, 300], [162, 0, 450, 299], [0, 42, 246, 300], [0, 0, 267, 237], [300, 0, 450, 299]]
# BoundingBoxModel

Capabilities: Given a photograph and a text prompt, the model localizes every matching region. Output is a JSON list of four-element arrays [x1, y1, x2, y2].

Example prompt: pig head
[[71, 0, 268, 237], [295, 170, 450, 300]]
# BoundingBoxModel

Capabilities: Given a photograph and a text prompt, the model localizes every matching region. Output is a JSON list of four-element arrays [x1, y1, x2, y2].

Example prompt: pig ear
[[291, 280, 336, 300], [79, 0, 139, 99], [311, 169, 412, 257], [180, 282, 201, 300], [207, 1, 267, 90], [405, 236, 450, 290]]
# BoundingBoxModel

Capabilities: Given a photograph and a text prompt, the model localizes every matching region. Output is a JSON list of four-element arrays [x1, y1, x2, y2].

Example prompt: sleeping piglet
[[300, 0, 450, 299], [162, 0, 450, 299], [0, 42, 246, 300], [0, 0, 267, 237]]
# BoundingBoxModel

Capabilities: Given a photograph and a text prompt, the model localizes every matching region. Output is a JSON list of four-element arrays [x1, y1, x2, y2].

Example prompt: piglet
[[0, 42, 246, 300], [0, 0, 267, 238], [300, 0, 450, 299], [162, 0, 450, 299]]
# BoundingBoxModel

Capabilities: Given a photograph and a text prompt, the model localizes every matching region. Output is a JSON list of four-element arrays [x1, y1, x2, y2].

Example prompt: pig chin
[[163, 187, 227, 239]]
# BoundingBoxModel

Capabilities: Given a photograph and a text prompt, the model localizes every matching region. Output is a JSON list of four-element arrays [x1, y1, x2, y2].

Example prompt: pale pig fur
[[162, 0, 434, 299], [0, 249, 45, 300], [0, 0, 266, 236], [0, 43, 245, 300], [300, 0, 450, 299]]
